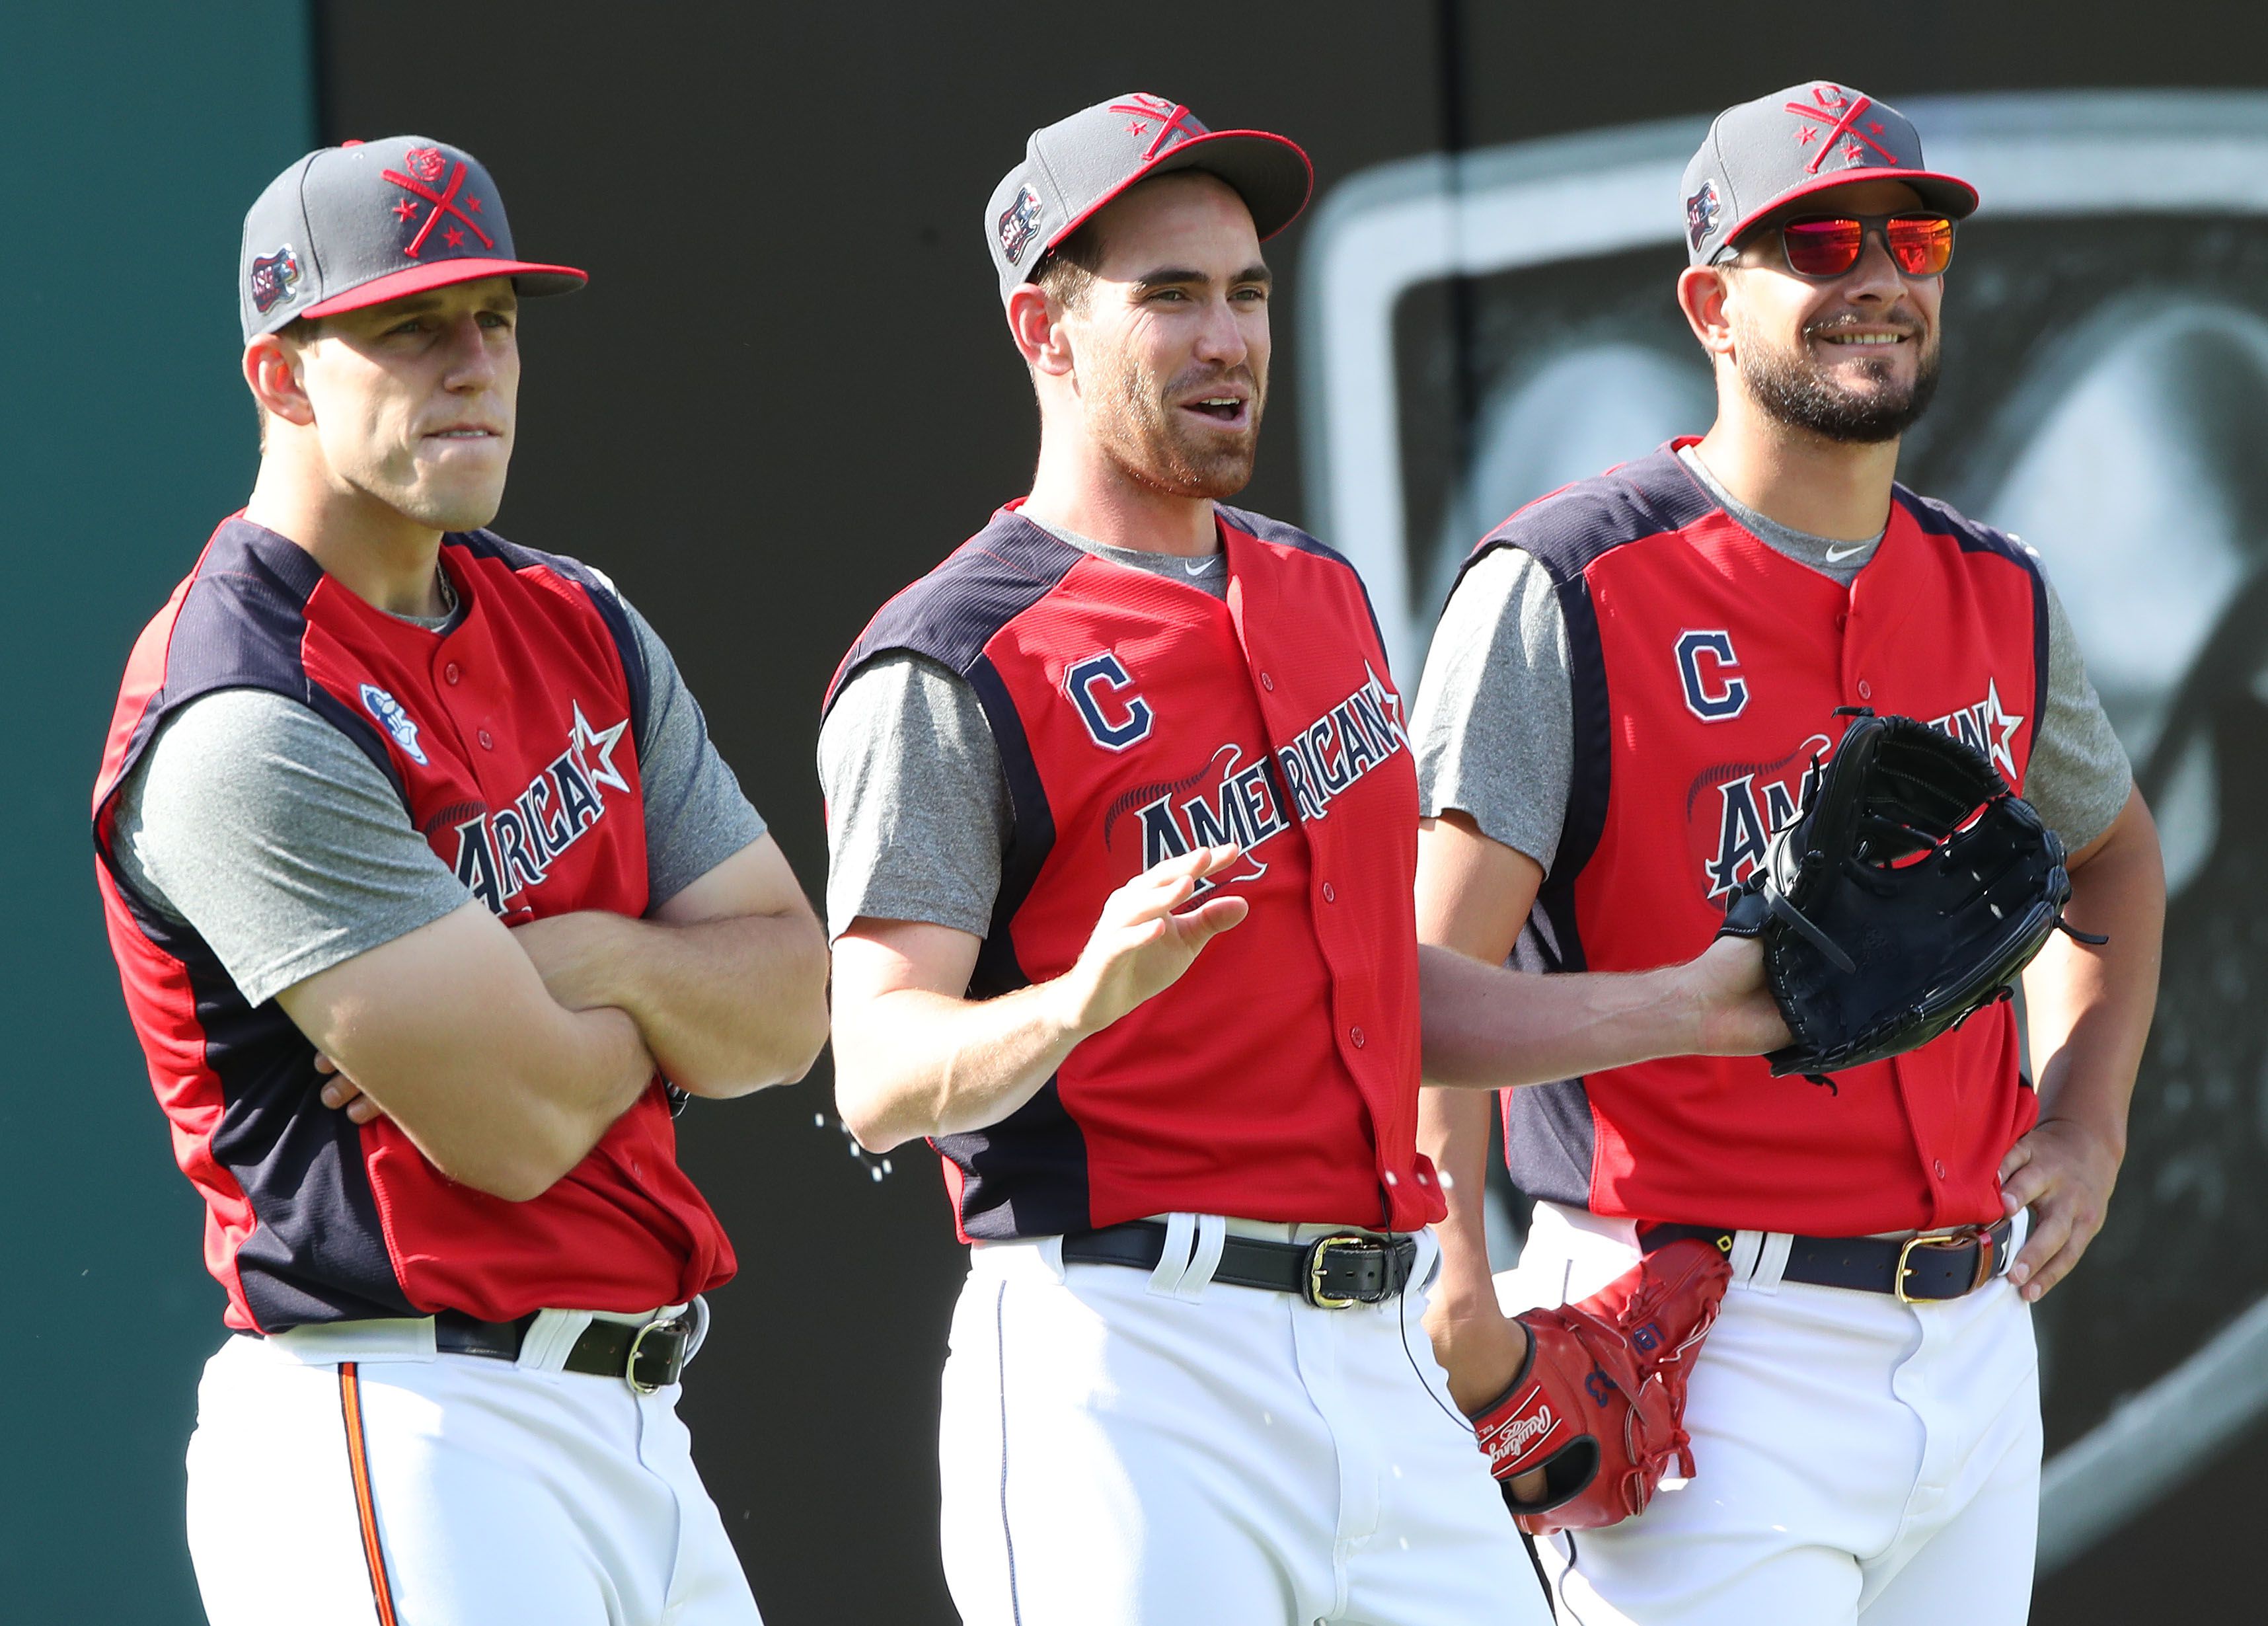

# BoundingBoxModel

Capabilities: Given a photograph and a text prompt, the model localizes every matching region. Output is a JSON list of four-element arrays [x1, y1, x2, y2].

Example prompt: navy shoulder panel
[[163, 519, 327, 703], [1889, 486, 2043, 572], [451, 530, 651, 748], [1217, 503, 1354, 569], [824, 512, 1081, 713], [1458, 445, 1716, 589]]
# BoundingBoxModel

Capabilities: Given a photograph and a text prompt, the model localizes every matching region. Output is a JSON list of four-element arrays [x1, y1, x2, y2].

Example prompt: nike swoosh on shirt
[[1825, 543, 1872, 564], [1185, 557, 1222, 574]]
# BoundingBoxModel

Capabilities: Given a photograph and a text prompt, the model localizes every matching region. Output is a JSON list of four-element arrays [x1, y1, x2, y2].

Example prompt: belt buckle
[[1305, 1232, 1379, 1309], [1894, 1229, 1979, 1303], [625, 1315, 689, 1394]]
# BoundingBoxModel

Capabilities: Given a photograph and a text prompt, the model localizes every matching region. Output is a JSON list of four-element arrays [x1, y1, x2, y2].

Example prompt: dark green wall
[[0, 6, 313, 1619]]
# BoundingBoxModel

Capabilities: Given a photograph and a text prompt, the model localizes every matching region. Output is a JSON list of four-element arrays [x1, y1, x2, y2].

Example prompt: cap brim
[[1045, 128, 1316, 261], [1723, 167, 1981, 249], [298, 256, 588, 322]]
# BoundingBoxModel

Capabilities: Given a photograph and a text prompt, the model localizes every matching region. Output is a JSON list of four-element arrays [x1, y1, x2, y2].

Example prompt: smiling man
[[817, 95, 1790, 1626], [1411, 83, 2166, 1623], [93, 137, 827, 1624]]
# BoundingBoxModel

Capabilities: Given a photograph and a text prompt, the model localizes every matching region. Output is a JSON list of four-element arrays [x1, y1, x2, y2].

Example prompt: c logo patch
[[1675, 631, 1749, 721], [1065, 652, 1154, 751]]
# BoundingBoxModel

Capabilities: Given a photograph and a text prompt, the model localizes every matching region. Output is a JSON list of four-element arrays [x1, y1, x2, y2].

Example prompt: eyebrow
[[1130, 263, 1274, 293]]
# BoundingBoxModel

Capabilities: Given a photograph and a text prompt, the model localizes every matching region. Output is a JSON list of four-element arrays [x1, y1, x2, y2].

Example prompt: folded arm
[[508, 834, 829, 1098], [280, 902, 657, 1202]]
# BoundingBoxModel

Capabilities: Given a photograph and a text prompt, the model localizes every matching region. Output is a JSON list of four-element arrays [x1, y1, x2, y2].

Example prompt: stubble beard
[[1736, 314, 1944, 445], [1087, 347, 1265, 501]]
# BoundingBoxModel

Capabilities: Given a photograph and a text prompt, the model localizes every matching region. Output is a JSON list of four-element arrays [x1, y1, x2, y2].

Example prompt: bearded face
[[1733, 301, 1944, 444], [1080, 324, 1267, 500]]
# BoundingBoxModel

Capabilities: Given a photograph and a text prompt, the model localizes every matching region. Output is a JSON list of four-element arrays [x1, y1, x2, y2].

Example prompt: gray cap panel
[[1680, 82, 1979, 266], [985, 93, 1312, 302], [239, 136, 584, 341]]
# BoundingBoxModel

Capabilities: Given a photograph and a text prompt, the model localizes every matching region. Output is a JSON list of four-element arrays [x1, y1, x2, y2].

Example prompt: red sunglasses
[[1769, 213, 1957, 280]]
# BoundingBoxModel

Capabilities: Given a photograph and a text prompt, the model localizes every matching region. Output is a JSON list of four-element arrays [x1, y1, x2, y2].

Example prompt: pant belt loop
[[1749, 1231, 1794, 1294], [1147, 1213, 1199, 1299], [1174, 1215, 1227, 1303], [515, 1309, 593, 1372], [1725, 1228, 1764, 1286]]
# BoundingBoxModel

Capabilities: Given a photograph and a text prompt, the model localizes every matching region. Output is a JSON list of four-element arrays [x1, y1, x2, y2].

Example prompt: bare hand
[[314, 1052, 387, 1126], [1999, 1115, 2122, 1301], [1683, 934, 1792, 1056], [1421, 1300, 1548, 1504], [1059, 846, 1250, 1035]]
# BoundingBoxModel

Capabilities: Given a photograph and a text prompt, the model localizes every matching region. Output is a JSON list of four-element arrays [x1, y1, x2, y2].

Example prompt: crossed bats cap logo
[[984, 92, 1315, 303], [237, 135, 588, 342], [1679, 81, 1981, 266]]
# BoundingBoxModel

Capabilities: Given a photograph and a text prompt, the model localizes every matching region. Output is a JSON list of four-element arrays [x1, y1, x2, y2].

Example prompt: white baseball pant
[[185, 1307, 762, 1625], [938, 1216, 1552, 1626], [1498, 1201, 2040, 1626]]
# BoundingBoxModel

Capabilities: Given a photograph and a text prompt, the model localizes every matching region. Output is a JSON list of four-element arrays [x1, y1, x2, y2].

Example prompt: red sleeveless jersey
[[825, 504, 1444, 1239], [92, 518, 736, 1333], [1464, 444, 2049, 1237]]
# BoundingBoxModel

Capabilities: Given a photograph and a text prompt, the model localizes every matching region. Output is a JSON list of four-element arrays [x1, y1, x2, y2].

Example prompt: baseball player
[[92, 137, 828, 1625], [1412, 83, 2167, 1623], [819, 95, 1788, 1626]]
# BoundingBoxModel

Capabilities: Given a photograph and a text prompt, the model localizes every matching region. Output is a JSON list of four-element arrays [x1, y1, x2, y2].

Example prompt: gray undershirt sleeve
[[2022, 575, 2133, 851], [816, 520, 1231, 944], [817, 653, 1010, 942], [111, 690, 471, 1007], [1411, 546, 1575, 874], [617, 594, 769, 906]]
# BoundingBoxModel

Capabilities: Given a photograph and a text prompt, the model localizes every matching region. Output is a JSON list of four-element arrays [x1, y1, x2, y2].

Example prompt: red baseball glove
[[1466, 1237, 1730, 1535]]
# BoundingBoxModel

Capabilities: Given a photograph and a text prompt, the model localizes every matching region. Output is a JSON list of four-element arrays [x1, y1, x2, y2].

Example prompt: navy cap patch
[[248, 245, 302, 314]]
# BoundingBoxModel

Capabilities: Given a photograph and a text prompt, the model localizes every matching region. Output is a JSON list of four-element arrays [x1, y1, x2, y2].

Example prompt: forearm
[[1420, 943, 1708, 1088], [541, 909, 829, 1097], [1419, 1087, 1503, 1313], [834, 978, 1088, 1152], [2023, 794, 2165, 1149]]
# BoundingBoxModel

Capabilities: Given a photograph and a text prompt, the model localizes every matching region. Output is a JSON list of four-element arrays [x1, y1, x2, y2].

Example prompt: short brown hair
[[1032, 218, 1106, 310]]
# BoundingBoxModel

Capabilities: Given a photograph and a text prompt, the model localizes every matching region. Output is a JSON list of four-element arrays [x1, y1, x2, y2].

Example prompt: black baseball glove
[[1718, 710, 2103, 1090]]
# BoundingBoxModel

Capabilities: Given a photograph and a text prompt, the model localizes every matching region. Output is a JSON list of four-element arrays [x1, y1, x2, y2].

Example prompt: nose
[[1191, 291, 1249, 367], [1838, 229, 1909, 305], [441, 312, 502, 389]]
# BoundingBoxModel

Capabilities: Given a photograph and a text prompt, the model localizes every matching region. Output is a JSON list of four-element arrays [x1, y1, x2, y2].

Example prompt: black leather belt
[[433, 1309, 696, 1392], [1061, 1220, 1419, 1308], [1641, 1218, 2014, 1303]]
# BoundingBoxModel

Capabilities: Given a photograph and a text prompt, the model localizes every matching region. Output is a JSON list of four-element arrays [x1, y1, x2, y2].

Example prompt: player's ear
[[1677, 264, 1737, 362], [243, 331, 316, 428], [1006, 283, 1075, 379]]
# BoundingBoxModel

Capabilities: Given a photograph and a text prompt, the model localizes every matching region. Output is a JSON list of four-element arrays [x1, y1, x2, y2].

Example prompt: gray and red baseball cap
[[1681, 82, 1979, 265], [239, 136, 586, 342], [986, 93, 1313, 301]]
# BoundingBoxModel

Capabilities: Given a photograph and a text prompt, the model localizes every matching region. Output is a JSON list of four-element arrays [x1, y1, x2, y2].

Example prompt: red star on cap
[[392, 197, 418, 221], [1868, 121, 1885, 134], [464, 196, 481, 213], [1126, 120, 1150, 137], [1796, 126, 1817, 145], [1843, 139, 1865, 161], [443, 225, 465, 248]]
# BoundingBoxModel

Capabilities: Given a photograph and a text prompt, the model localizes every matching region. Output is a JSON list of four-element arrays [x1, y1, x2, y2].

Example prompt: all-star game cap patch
[[239, 135, 586, 342]]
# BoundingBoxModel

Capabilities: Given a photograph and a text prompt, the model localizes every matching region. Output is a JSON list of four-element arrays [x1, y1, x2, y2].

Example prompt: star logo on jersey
[[449, 701, 634, 915], [1928, 678, 2025, 785], [572, 701, 632, 793], [359, 683, 429, 765]]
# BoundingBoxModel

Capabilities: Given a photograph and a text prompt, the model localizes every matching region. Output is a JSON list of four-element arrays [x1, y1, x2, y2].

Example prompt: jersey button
[[478, 728, 495, 750], [1834, 613, 1848, 631], [1349, 1025, 1365, 1048], [444, 662, 462, 685], [1857, 679, 1873, 701], [1934, 1158, 1948, 1179], [1321, 882, 1336, 903], [1261, 671, 1275, 691]]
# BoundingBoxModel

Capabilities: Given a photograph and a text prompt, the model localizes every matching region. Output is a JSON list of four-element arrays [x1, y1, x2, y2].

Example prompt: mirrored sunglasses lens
[[1783, 220, 1864, 277], [1886, 215, 1955, 276]]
